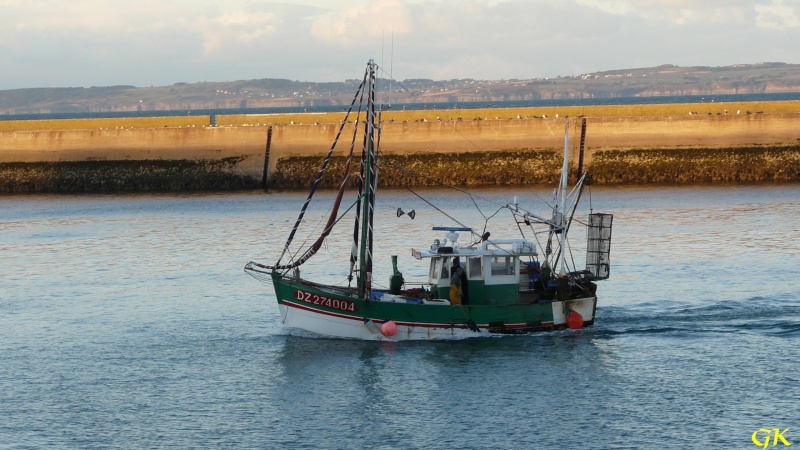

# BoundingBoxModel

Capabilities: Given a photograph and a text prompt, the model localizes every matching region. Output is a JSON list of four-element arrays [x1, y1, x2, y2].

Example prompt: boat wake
[[592, 292, 800, 337]]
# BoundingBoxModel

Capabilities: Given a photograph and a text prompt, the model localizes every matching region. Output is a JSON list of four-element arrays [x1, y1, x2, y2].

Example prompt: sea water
[[0, 185, 798, 449]]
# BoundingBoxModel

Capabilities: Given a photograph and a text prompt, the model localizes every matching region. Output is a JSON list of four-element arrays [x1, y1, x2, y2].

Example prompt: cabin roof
[[411, 238, 538, 260]]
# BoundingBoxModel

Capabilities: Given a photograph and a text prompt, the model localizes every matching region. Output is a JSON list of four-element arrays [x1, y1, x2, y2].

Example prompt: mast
[[558, 120, 570, 275], [358, 60, 378, 299]]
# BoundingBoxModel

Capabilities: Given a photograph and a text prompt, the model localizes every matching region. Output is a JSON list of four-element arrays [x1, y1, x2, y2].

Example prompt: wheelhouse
[[413, 227, 543, 305]]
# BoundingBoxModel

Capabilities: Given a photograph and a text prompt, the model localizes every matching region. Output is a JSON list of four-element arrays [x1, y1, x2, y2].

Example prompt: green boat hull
[[271, 272, 596, 340]]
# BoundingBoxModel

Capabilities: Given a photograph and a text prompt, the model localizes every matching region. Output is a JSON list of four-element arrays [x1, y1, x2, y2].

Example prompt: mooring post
[[261, 125, 273, 190], [577, 118, 587, 178]]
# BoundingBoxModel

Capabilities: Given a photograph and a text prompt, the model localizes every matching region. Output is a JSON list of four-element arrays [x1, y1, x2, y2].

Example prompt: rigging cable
[[380, 156, 536, 248], [376, 64, 560, 224], [374, 71, 486, 154], [403, 187, 481, 241], [379, 157, 506, 217], [272, 69, 368, 267]]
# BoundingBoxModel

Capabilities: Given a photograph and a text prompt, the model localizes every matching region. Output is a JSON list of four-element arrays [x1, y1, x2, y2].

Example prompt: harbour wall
[[1, 110, 799, 192]]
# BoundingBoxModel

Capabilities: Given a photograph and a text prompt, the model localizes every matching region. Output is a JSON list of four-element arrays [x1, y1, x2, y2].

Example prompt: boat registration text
[[294, 289, 358, 313]]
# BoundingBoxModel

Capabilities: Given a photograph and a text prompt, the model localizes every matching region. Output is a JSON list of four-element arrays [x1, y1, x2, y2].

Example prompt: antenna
[[381, 30, 385, 74], [389, 27, 394, 107], [379, 28, 395, 108]]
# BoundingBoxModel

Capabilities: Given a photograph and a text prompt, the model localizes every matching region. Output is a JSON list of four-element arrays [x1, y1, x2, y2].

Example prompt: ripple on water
[[0, 186, 798, 448]]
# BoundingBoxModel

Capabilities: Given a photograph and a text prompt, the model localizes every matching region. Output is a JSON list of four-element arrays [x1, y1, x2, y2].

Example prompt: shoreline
[[0, 180, 796, 198], [3, 99, 800, 131], [0, 101, 798, 193]]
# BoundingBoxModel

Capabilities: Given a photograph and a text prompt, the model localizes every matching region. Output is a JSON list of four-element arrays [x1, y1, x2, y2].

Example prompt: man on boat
[[450, 258, 464, 305]]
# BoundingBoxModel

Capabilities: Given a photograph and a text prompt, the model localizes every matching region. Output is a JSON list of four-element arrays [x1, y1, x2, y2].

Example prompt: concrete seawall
[[0, 126, 267, 192], [1, 111, 799, 192]]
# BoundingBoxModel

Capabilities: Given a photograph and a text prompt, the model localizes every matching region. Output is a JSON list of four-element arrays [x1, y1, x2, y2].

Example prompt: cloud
[[575, 0, 752, 25], [191, 11, 282, 55], [310, 0, 413, 47], [578, 0, 800, 29], [1, 0, 800, 89], [755, 0, 800, 29], [0, 0, 182, 31]]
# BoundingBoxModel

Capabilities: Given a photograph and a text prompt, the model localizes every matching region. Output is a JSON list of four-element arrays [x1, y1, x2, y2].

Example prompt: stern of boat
[[553, 296, 597, 328]]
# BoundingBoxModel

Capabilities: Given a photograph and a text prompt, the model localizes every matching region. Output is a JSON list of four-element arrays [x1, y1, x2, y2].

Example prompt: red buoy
[[381, 320, 398, 337], [566, 311, 584, 330]]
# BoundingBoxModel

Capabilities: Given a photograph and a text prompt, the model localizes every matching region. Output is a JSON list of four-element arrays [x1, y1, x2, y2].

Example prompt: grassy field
[[2, 100, 799, 131], [216, 100, 800, 126], [0, 116, 211, 132]]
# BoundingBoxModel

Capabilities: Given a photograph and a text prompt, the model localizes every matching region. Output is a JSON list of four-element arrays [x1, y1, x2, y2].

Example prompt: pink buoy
[[566, 311, 584, 330], [381, 320, 398, 337]]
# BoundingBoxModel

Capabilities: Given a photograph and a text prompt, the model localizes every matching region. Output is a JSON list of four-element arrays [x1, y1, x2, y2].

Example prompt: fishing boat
[[245, 60, 613, 340]]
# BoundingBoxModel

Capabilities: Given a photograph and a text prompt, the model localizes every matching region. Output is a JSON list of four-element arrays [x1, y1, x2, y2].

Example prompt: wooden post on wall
[[577, 118, 587, 178], [261, 125, 273, 190]]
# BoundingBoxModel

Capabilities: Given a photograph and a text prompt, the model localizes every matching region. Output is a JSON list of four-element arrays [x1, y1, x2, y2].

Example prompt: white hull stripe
[[282, 299, 555, 329]]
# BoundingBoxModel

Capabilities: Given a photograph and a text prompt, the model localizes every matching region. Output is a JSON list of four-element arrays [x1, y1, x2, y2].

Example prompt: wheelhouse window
[[430, 257, 449, 280], [468, 257, 482, 278], [490, 256, 515, 276], [440, 257, 450, 279]]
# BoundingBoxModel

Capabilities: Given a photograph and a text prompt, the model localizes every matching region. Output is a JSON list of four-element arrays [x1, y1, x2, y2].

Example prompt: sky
[[1, 0, 800, 89]]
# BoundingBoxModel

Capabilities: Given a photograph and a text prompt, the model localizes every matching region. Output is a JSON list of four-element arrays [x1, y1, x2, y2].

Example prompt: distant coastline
[[3, 62, 800, 117]]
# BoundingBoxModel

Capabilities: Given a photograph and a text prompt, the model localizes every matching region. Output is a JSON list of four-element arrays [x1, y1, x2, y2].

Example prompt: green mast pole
[[358, 60, 376, 300]]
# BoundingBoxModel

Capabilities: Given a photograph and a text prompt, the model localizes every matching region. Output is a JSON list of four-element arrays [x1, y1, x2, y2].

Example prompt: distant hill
[[2, 63, 800, 115]]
